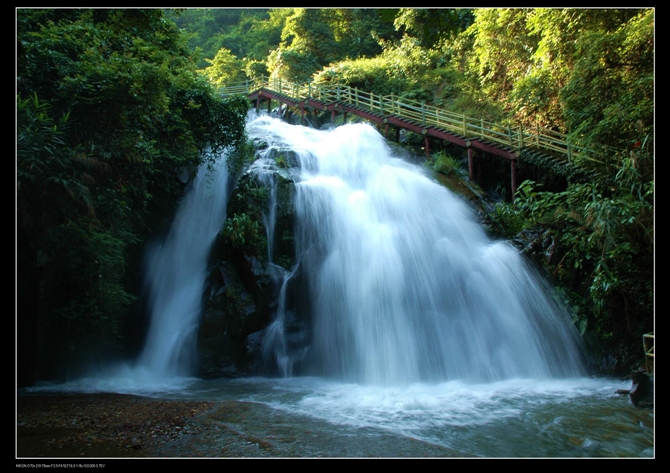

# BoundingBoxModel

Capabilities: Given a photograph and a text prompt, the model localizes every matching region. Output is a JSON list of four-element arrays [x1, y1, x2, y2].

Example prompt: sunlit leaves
[[393, 8, 474, 48], [465, 8, 536, 104], [199, 47, 245, 87], [561, 9, 654, 160]]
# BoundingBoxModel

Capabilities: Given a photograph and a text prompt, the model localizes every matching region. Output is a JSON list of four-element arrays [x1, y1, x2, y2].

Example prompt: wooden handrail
[[221, 76, 610, 162], [643, 332, 654, 373]]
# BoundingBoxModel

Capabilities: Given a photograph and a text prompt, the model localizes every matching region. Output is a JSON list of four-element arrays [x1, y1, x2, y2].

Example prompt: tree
[[392, 8, 474, 49], [464, 9, 537, 107], [561, 9, 653, 163], [167, 8, 270, 67], [266, 8, 339, 82], [200, 47, 245, 87], [267, 9, 399, 83]]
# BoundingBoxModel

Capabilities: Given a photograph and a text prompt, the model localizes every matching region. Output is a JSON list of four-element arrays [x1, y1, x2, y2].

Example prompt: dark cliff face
[[196, 159, 299, 378]]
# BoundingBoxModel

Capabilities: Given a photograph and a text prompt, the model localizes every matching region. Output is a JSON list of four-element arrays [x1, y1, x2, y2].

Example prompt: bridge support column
[[510, 159, 517, 203], [395, 127, 400, 142], [467, 146, 474, 181], [331, 109, 336, 124], [267, 98, 272, 114], [424, 133, 430, 158]]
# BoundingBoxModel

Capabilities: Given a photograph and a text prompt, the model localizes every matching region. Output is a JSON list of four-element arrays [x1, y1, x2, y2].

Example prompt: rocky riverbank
[[16, 393, 271, 458]]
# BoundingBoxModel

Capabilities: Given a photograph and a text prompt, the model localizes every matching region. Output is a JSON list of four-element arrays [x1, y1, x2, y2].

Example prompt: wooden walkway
[[221, 77, 593, 199]]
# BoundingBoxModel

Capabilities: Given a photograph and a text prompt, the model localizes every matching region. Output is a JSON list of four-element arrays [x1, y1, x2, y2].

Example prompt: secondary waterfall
[[247, 115, 585, 385], [137, 154, 230, 378]]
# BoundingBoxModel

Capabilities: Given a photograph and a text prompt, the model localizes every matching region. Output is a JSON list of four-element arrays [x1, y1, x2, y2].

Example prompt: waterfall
[[137, 153, 230, 378], [247, 115, 585, 386]]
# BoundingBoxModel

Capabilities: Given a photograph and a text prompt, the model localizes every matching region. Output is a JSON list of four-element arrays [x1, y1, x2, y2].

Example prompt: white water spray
[[247, 115, 585, 385], [137, 154, 230, 378]]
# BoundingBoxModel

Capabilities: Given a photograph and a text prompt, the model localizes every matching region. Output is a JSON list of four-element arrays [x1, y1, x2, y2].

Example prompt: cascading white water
[[261, 263, 298, 376], [247, 115, 585, 386], [137, 154, 230, 378]]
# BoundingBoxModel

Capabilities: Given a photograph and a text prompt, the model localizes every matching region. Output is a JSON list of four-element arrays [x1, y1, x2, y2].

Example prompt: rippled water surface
[[24, 374, 653, 458]]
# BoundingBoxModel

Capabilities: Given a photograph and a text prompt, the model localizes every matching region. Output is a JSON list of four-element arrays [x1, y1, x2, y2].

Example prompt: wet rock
[[629, 370, 654, 408], [197, 158, 299, 378]]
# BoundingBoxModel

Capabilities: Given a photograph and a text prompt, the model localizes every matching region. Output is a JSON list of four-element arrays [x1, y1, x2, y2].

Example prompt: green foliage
[[267, 47, 322, 84], [167, 8, 277, 68], [509, 68, 563, 129], [267, 9, 399, 83], [17, 93, 91, 226], [18, 7, 248, 220], [392, 8, 474, 48], [199, 47, 246, 88], [427, 151, 462, 176], [18, 9, 248, 217], [328, 9, 399, 58], [456, 7, 653, 145], [244, 59, 269, 81], [313, 56, 403, 96], [221, 213, 266, 257], [241, 9, 293, 61], [313, 35, 447, 100], [560, 9, 654, 167], [464, 9, 537, 108], [274, 154, 289, 168], [49, 219, 138, 347], [222, 173, 273, 261], [266, 8, 338, 82], [226, 138, 258, 177], [189, 7, 401, 85], [486, 201, 526, 240]]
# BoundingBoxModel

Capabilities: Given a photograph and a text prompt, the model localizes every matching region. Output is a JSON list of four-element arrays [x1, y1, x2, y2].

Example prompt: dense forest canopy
[[17, 8, 653, 382]]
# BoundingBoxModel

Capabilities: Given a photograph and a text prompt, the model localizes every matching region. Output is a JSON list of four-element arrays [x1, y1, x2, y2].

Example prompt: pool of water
[[23, 373, 653, 458]]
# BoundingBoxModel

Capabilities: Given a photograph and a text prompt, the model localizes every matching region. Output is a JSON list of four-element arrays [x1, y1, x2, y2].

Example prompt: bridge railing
[[221, 77, 596, 162], [643, 332, 654, 373]]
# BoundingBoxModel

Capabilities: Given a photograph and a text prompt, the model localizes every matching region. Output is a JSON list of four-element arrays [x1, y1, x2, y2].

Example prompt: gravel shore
[[16, 393, 264, 459]]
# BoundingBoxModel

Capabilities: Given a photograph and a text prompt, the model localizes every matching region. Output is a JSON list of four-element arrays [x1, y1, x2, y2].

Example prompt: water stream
[[21, 113, 653, 458]]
